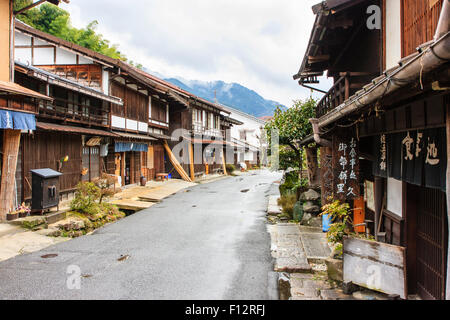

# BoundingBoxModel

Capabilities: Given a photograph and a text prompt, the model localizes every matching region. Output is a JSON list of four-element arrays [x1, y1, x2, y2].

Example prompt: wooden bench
[[156, 173, 169, 181]]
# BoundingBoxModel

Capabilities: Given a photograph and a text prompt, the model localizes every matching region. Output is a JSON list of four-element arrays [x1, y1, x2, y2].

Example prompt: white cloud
[[60, 0, 332, 107]]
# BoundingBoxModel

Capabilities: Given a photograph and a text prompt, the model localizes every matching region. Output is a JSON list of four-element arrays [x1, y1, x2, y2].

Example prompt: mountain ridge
[[162, 77, 285, 118]]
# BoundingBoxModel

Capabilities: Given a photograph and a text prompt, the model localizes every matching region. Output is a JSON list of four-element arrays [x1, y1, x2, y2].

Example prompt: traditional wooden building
[[0, 0, 65, 220], [12, 19, 242, 196], [130, 69, 243, 179], [294, 0, 449, 299], [13, 21, 185, 188]]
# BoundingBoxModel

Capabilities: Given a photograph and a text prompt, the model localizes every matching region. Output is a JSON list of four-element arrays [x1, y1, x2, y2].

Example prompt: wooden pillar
[[374, 176, 384, 239], [320, 146, 333, 206], [121, 152, 125, 185], [306, 146, 320, 187], [445, 100, 450, 300], [221, 148, 228, 176], [0, 129, 21, 221], [189, 143, 195, 181]]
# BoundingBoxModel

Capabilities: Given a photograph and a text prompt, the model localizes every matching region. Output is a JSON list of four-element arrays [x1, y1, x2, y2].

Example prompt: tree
[[265, 98, 317, 167]]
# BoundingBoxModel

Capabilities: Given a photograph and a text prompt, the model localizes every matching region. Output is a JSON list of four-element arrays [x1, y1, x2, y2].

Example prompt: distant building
[[218, 104, 268, 168], [259, 116, 273, 122]]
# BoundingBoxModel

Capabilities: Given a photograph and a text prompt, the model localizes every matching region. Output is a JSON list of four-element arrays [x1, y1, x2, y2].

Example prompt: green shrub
[[70, 181, 124, 220], [70, 182, 101, 213], [278, 194, 297, 219], [226, 164, 236, 173], [279, 170, 304, 196]]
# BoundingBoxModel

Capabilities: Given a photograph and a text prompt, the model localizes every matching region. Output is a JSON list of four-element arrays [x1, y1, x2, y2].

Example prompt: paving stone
[[302, 279, 333, 290], [291, 296, 321, 300], [300, 232, 331, 261], [325, 258, 343, 282], [291, 287, 321, 298], [275, 257, 312, 273], [290, 273, 315, 280], [353, 290, 389, 300], [267, 205, 282, 216], [278, 273, 291, 300], [321, 289, 355, 300]]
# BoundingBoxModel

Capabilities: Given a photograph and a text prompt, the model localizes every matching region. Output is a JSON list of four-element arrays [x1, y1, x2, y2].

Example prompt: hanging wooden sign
[[332, 129, 360, 201]]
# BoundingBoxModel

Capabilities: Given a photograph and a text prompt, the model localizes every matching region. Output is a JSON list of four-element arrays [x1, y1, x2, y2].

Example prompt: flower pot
[[7, 213, 19, 221], [18, 211, 28, 218]]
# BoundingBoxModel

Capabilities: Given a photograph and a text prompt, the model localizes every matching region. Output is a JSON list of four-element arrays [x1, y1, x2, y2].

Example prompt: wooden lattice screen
[[402, 0, 443, 57]]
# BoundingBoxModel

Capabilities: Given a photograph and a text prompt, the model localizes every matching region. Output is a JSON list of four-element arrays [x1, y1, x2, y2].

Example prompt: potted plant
[[6, 211, 18, 221], [319, 200, 352, 282], [17, 203, 31, 218]]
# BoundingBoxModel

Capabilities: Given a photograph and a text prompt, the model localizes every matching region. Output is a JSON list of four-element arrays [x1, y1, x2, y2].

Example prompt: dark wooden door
[[416, 187, 448, 300], [154, 145, 165, 175]]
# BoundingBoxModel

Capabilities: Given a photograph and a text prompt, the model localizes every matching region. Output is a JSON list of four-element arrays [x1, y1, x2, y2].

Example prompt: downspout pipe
[[310, 118, 332, 148], [435, 0, 449, 41]]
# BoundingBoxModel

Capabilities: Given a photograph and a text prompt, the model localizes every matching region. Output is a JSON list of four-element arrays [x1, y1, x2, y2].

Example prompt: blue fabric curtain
[[0, 110, 36, 130], [115, 142, 148, 153]]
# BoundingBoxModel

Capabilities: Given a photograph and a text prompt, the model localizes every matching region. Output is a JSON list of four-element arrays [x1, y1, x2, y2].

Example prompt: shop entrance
[[406, 184, 448, 300]]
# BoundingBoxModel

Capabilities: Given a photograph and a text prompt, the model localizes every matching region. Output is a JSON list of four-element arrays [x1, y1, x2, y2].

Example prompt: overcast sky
[[60, 0, 332, 107]]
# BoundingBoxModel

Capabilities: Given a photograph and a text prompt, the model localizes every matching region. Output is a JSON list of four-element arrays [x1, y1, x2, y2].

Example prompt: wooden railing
[[316, 74, 350, 118], [39, 98, 110, 127], [191, 122, 225, 139]]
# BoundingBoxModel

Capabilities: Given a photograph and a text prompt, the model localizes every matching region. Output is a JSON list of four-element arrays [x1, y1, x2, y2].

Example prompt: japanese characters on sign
[[400, 130, 443, 166], [333, 133, 360, 201], [379, 134, 387, 172], [373, 128, 446, 191]]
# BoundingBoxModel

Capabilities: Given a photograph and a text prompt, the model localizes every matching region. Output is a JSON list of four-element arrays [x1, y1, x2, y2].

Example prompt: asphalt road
[[0, 170, 281, 300]]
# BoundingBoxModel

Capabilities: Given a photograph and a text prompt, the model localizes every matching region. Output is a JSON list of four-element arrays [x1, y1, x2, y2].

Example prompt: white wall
[[224, 107, 265, 150], [14, 30, 95, 66], [385, 0, 402, 69], [387, 178, 403, 217]]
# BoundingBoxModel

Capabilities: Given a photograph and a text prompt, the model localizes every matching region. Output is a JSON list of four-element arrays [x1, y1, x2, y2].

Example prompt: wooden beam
[[328, 18, 353, 29], [163, 141, 192, 182], [446, 96, 450, 300], [221, 148, 228, 176], [0, 130, 21, 220], [308, 54, 330, 64]]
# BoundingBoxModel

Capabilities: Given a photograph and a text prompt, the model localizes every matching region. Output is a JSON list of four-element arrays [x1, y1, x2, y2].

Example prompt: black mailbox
[[31, 168, 63, 213]]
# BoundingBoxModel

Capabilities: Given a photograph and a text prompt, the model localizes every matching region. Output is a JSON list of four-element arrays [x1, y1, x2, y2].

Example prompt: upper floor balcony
[[315, 72, 379, 118], [192, 121, 225, 139], [38, 98, 110, 127]]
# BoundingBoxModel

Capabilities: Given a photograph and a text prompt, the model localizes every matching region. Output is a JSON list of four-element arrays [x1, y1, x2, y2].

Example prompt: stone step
[[268, 223, 312, 274], [111, 200, 155, 212], [45, 210, 70, 225], [299, 231, 331, 264]]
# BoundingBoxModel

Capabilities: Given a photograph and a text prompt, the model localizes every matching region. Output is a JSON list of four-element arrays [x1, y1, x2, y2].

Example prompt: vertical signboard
[[333, 129, 360, 201]]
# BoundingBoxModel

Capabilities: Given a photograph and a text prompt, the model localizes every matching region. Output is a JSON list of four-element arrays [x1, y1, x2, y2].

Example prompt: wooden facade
[[401, 0, 444, 57], [1, 18, 241, 217], [22, 131, 82, 201], [38, 65, 103, 91], [111, 81, 148, 123], [296, 0, 450, 300]]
